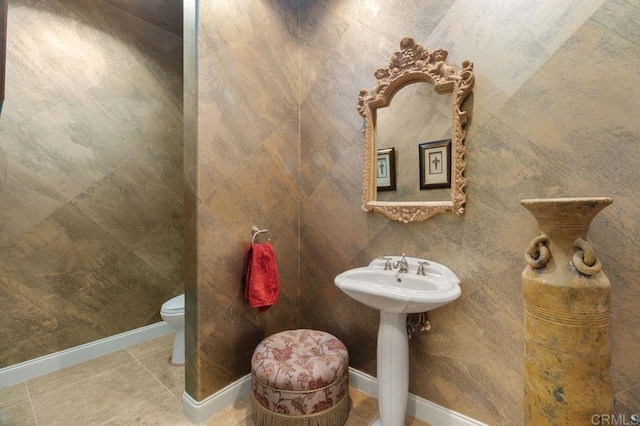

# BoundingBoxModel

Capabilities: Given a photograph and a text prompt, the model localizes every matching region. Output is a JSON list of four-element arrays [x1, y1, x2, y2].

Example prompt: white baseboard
[[182, 374, 252, 424], [0, 321, 173, 388], [182, 367, 485, 425], [349, 367, 379, 397], [349, 368, 487, 426], [408, 392, 487, 426]]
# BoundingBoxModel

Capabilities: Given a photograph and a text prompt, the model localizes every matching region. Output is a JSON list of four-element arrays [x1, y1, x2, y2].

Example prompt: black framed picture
[[419, 139, 451, 190], [376, 147, 396, 191]]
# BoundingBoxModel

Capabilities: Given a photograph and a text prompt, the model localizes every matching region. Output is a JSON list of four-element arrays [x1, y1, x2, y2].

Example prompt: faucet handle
[[417, 261, 430, 276], [377, 256, 393, 270]]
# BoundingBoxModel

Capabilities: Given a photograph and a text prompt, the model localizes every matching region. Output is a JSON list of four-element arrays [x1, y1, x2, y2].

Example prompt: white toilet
[[160, 294, 185, 365]]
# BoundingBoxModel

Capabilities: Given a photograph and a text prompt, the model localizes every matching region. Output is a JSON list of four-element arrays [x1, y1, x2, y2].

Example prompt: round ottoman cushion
[[251, 329, 349, 420]]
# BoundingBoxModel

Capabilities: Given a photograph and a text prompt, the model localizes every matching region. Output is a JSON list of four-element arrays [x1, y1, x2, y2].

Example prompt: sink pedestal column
[[374, 311, 409, 426]]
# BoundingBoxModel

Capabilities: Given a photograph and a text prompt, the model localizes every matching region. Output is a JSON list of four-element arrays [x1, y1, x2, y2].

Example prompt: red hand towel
[[244, 242, 279, 312]]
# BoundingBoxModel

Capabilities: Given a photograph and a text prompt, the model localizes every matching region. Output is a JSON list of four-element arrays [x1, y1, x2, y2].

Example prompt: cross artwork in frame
[[376, 147, 396, 191], [419, 139, 451, 190]]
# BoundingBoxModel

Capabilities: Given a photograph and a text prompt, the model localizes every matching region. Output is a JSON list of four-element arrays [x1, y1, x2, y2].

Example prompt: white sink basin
[[334, 256, 461, 313], [334, 256, 461, 426]]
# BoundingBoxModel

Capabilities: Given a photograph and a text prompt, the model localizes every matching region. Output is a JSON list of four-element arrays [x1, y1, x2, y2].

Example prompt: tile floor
[[0, 333, 428, 425]]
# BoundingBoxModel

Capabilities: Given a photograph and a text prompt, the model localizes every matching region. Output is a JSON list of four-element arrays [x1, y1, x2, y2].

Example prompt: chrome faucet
[[393, 253, 409, 273]]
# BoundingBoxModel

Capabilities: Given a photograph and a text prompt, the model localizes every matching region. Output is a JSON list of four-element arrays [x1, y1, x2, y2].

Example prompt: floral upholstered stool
[[251, 329, 350, 426]]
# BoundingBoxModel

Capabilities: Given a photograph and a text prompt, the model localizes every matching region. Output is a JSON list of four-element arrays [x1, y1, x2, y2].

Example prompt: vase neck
[[521, 197, 612, 249], [536, 218, 591, 240]]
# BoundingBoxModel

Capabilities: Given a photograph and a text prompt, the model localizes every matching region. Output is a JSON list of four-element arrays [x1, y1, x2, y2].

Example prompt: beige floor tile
[[127, 334, 185, 398], [0, 383, 37, 426], [26, 350, 135, 399], [0, 382, 29, 406], [0, 398, 37, 426], [29, 360, 168, 425], [126, 332, 174, 359], [406, 414, 430, 426], [349, 387, 379, 423], [100, 391, 192, 425], [231, 416, 255, 426], [344, 414, 371, 425], [206, 394, 252, 425], [169, 384, 185, 400]]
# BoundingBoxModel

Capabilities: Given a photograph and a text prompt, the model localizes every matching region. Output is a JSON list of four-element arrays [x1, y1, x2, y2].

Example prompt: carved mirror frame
[[358, 37, 475, 223], [1, 0, 7, 114]]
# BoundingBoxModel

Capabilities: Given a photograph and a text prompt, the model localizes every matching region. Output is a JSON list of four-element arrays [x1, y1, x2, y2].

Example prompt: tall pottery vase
[[521, 197, 613, 425]]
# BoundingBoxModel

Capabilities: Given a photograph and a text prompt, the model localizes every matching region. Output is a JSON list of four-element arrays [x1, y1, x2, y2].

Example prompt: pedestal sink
[[335, 256, 461, 426]]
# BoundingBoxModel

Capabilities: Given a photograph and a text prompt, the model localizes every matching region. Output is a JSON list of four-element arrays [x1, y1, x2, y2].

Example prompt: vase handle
[[572, 238, 602, 276], [525, 235, 550, 268]]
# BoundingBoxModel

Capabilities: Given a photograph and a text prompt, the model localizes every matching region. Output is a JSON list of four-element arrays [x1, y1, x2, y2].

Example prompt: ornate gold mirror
[[357, 37, 475, 222]]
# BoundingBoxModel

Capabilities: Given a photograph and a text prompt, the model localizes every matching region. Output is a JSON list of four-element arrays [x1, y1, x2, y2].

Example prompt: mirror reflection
[[375, 82, 452, 202]]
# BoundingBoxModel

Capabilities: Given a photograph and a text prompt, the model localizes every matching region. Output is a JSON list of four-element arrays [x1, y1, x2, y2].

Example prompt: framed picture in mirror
[[419, 139, 451, 190], [376, 147, 396, 191]]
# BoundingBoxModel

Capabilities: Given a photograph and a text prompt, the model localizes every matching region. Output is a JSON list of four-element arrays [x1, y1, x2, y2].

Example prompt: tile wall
[[186, 0, 300, 399], [0, 0, 183, 367]]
